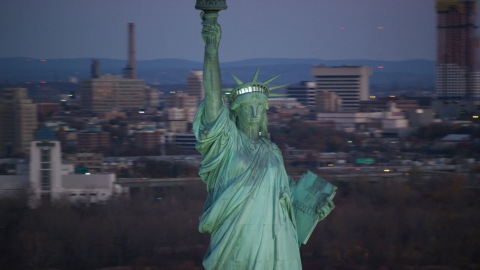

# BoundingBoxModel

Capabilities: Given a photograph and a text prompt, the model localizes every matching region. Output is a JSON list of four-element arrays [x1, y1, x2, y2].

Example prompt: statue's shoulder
[[262, 138, 282, 156]]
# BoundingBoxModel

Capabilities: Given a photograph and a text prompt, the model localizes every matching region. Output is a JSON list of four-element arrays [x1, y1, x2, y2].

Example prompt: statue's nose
[[252, 107, 257, 117]]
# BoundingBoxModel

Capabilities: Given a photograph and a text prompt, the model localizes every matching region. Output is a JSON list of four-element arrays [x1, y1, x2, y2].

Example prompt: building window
[[41, 170, 50, 190], [40, 149, 51, 190], [41, 149, 50, 162]]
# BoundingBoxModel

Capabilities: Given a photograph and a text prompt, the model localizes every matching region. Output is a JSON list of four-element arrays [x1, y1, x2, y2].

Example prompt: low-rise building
[[0, 127, 121, 206], [65, 153, 104, 173], [316, 91, 342, 112], [77, 125, 111, 152]]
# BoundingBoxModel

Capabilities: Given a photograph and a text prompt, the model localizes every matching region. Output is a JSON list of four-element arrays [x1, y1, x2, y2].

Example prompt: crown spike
[[268, 84, 289, 91], [231, 73, 244, 85], [252, 67, 260, 83], [263, 73, 282, 85]]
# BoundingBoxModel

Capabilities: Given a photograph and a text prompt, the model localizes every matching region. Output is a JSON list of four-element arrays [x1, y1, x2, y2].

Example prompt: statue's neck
[[238, 124, 261, 143]]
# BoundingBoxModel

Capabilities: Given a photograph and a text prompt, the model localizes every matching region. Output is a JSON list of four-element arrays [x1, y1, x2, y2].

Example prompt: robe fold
[[194, 101, 302, 270]]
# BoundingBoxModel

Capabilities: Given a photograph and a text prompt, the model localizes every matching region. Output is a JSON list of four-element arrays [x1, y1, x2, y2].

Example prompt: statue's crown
[[223, 68, 288, 103], [195, 0, 228, 11]]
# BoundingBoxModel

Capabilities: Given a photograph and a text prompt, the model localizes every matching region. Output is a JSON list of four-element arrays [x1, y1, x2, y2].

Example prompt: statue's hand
[[201, 12, 222, 58], [317, 198, 335, 221]]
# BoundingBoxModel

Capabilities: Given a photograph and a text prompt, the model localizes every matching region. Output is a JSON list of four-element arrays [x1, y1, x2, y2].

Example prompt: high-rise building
[[311, 66, 372, 112], [187, 70, 204, 103], [0, 88, 38, 157], [286, 81, 317, 107], [436, 0, 479, 98]]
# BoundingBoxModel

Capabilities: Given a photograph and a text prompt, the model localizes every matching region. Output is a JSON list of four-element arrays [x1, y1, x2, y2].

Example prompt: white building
[[267, 97, 304, 109], [0, 127, 121, 206], [316, 111, 382, 129], [311, 65, 372, 112], [381, 102, 408, 129], [317, 102, 409, 134]]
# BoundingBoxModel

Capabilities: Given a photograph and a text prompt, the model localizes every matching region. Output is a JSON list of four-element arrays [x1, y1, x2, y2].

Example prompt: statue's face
[[234, 98, 266, 128]]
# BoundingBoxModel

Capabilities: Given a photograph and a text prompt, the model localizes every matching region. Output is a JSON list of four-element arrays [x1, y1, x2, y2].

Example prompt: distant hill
[[0, 57, 435, 87]]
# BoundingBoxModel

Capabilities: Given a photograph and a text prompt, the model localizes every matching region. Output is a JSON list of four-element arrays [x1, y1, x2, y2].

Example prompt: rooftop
[[34, 126, 57, 141]]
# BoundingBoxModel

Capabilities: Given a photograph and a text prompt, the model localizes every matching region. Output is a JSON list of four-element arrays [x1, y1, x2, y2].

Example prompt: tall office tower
[[286, 81, 317, 107], [311, 66, 372, 112], [436, 0, 479, 98], [0, 88, 38, 157], [187, 70, 204, 103]]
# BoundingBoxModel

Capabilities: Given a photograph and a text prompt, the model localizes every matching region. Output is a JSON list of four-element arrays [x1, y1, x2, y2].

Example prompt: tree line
[[0, 173, 479, 269]]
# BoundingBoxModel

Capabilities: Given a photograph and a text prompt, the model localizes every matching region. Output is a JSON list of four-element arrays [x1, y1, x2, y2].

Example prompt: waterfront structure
[[436, 0, 480, 99], [311, 66, 372, 112], [0, 88, 38, 157]]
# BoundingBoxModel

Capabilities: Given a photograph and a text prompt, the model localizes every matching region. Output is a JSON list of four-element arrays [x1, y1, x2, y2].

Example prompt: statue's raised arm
[[201, 12, 223, 124]]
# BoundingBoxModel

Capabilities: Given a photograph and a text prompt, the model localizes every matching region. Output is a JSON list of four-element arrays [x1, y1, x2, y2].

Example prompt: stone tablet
[[292, 170, 336, 244]]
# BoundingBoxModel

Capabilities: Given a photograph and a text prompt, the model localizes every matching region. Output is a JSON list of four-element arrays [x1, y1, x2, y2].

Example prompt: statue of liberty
[[193, 2, 335, 269]]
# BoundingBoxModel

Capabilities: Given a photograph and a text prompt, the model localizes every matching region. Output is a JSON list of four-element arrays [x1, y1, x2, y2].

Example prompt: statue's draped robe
[[194, 101, 302, 270]]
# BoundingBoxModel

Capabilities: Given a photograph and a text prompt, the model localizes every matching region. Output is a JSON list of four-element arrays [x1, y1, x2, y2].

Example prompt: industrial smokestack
[[91, 59, 100, 78], [124, 23, 136, 78]]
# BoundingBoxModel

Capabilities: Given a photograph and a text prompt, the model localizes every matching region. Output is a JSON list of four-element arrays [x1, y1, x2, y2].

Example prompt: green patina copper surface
[[193, 3, 335, 269]]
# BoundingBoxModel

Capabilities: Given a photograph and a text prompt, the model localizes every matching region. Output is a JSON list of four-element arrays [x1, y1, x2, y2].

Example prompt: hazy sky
[[1, 0, 477, 62]]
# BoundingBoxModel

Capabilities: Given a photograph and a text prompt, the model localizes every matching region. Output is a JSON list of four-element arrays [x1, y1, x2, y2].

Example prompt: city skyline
[[2, 0, 478, 62]]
